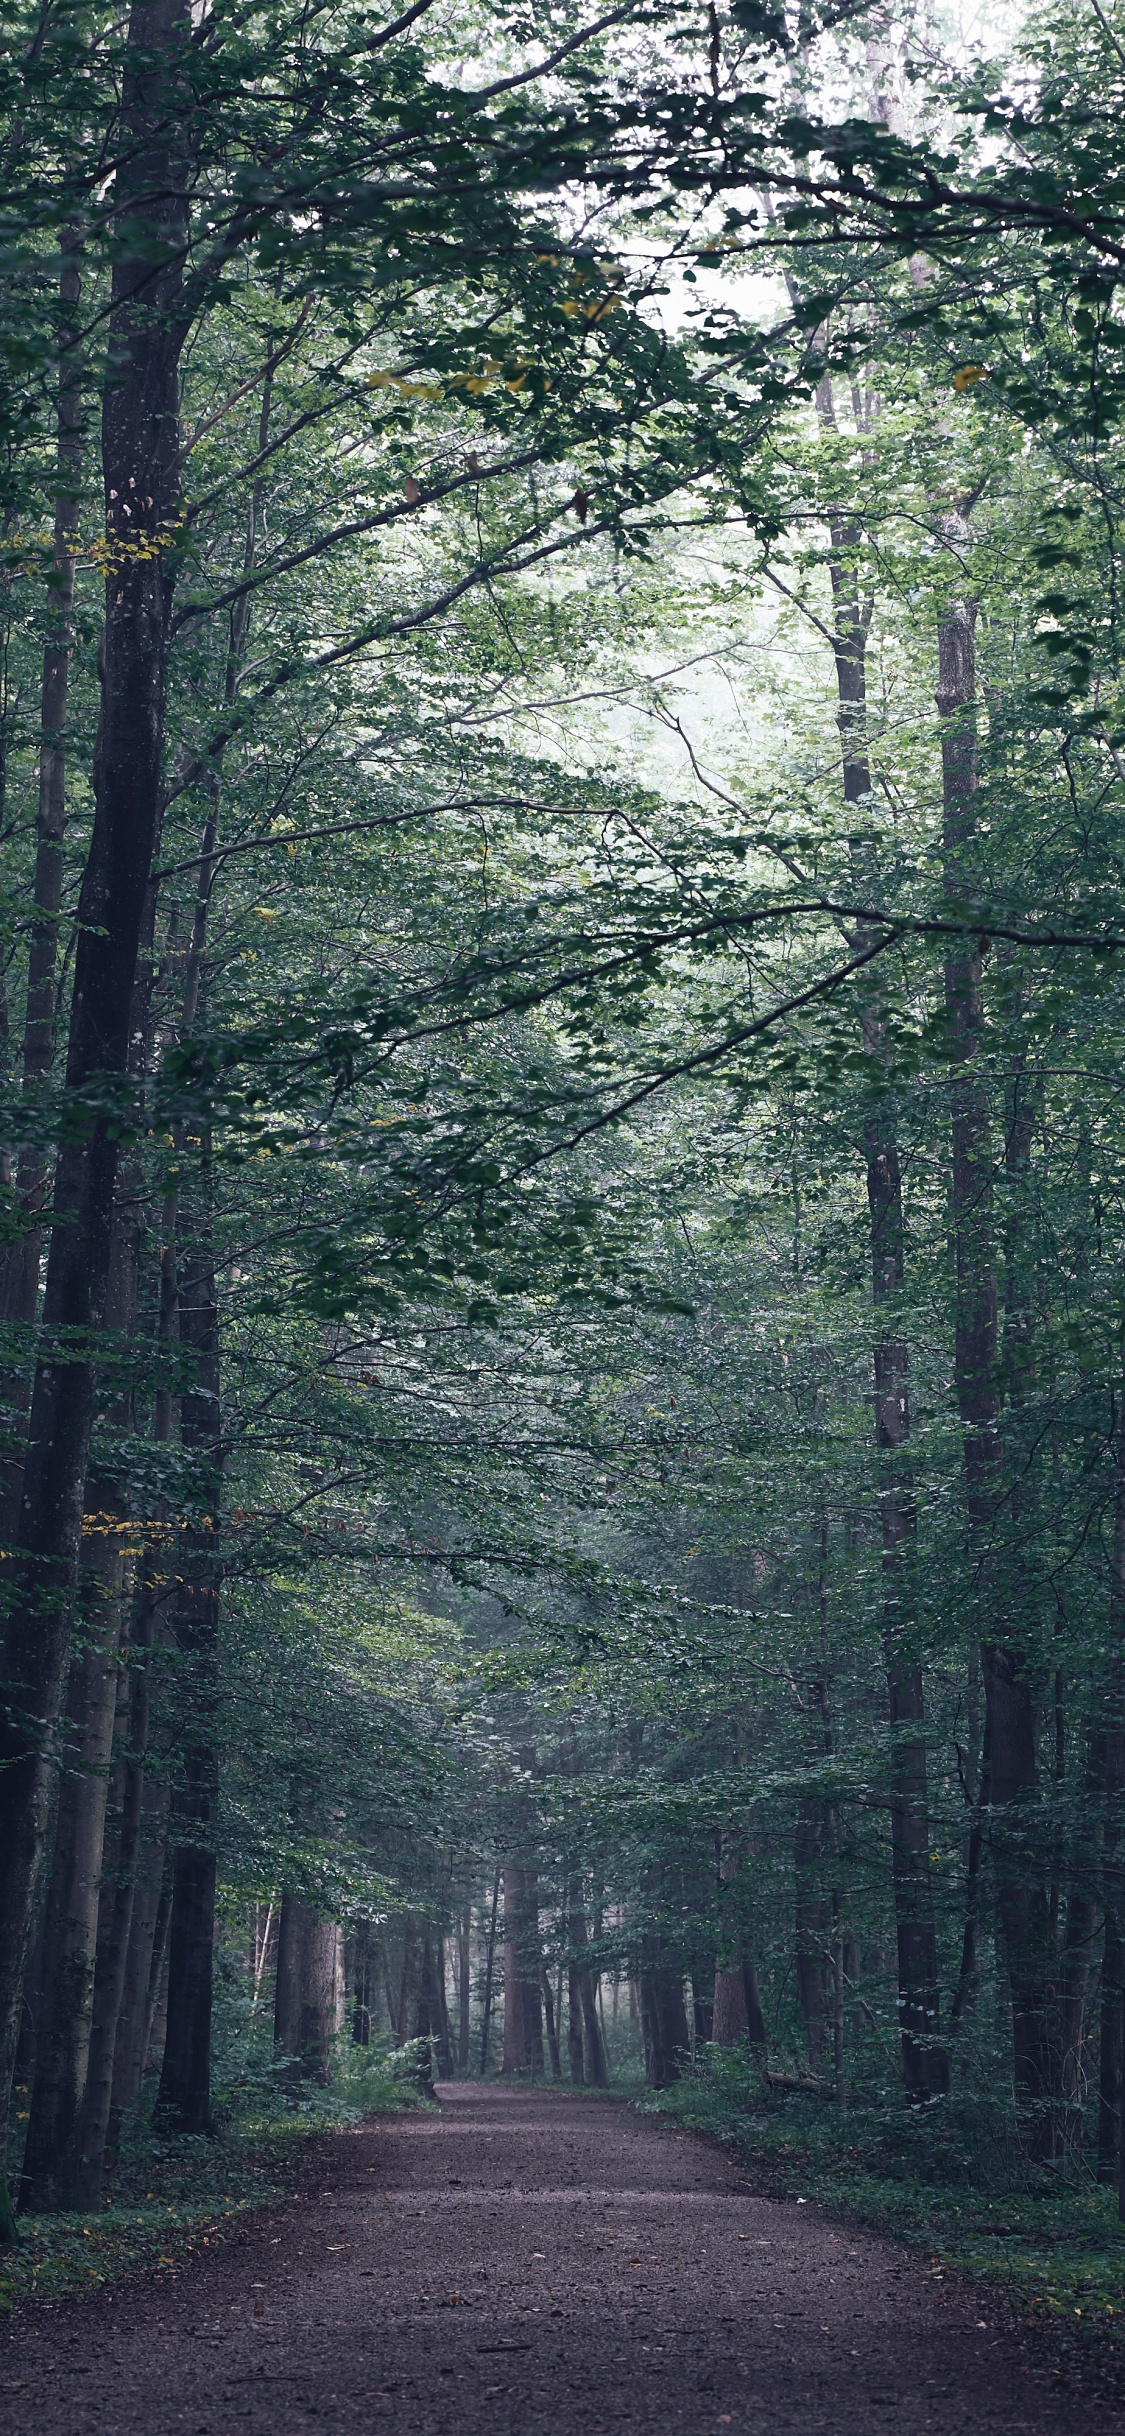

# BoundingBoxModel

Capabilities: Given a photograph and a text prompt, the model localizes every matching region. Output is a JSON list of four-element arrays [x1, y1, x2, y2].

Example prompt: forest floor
[[1, 2083, 1120, 2434]]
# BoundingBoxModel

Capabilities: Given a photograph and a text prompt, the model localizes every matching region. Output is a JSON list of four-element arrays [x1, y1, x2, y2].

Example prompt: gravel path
[[0, 2083, 1108, 2433]]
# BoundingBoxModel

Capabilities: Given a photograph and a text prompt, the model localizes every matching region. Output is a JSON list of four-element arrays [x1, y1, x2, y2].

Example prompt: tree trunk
[[457, 1900, 471, 2072], [541, 1967, 562, 2079], [274, 1894, 341, 2086], [567, 1950, 586, 2084], [301, 1911, 341, 2086], [501, 1863, 526, 2072], [0, 236, 83, 1539], [638, 1941, 689, 2090], [816, 433, 947, 2103], [429, 1934, 454, 2080], [397, 1924, 422, 2043], [17, 1517, 126, 2209], [568, 1882, 607, 2085], [520, 1870, 544, 2076], [691, 1982, 714, 2042], [501, 1863, 544, 2074], [76, 1572, 160, 2204], [351, 1920, 373, 2046], [478, 1869, 501, 2075], [712, 1835, 767, 2049], [0, 0, 190, 2231], [18, 1142, 144, 2212], [144, 1875, 173, 2082], [156, 1195, 221, 2134], [951, 1707, 989, 2030], [105, 1782, 170, 2154], [794, 1795, 830, 2072], [938, 584, 1055, 2151], [273, 1889, 303, 2079], [1100, 1387, 1125, 2194]]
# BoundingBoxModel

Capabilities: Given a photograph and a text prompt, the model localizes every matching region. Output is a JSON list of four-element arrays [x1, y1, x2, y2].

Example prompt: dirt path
[[1, 2085, 1108, 2433]]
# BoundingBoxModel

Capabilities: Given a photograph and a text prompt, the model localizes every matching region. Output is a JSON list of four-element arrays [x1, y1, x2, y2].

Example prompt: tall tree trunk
[[500, 1863, 543, 2074], [868, 1125, 947, 2097], [1100, 1384, 1125, 2194], [83, 1106, 184, 2188], [478, 1868, 501, 2075], [794, 1794, 830, 2072], [712, 1835, 767, 2049], [638, 1940, 689, 2090], [402, 1925, 425, 2041], [156, 1180, 221, 2133], [938, 583, 1055, 2152], [457, 1899, 471, 2072], [273, 1894, 340, 2087], [16, 1557, 123, 2209], [76, 1567, 160, 2204], [568, 1882, 607, 2085], [351, 1920, 372, 2045], [17, 1515, 127, 2209], [0, 0, 190, 2233], [520, 1869, 544, 2076], [81, 837, 206, 2177], [567, 1952, 585, 2084], [429, 1934, 454, 2080], [0, 236, 83, 1538], [273, 1889, 303, 2084], [18, 1178, 141, 2211], [105, 1781, 170, 2154], [541, 1966, 562, 2079], [817, 430, 947, 2101], [951, 1699, 989, 2029], [501, 1863, 526, 2072]]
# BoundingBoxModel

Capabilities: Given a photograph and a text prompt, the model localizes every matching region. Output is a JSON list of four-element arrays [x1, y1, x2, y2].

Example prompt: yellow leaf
[[953, 364, 988, 391]]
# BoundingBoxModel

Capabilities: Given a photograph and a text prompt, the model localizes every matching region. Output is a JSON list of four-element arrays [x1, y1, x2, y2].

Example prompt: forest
[[1, 0, 1125, 2308]]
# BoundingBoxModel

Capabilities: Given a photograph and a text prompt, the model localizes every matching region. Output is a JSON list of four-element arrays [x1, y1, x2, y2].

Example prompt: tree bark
[[156, 1186, 221, 2133], [17, 1521, 126, 2209], [795, 1794, 830, 2073], [712, 1836, 767, 2049], [938, 584, 1055, 2151], [567, 1964, 586, 2083], [500, 1863, 543, 2074], [0, 0, 190, 2230], [1100, 1385, 1125, 2195], [351, 1920, 372, 2045], [638, 1940, 689, 2089], [520, 1869, 544, 2076], [0, 236, 83, 1539], [274, 1894, 341, 2086], [429, 1934, 454, 2080], [817, 428, 947, 2102], [457, 1900, 471, 2072], [478, 1868, 500, 2075], [568, 1881, 607, 2085], [76, 1568, 160, 2203], [18, 1172, 142, 2211], [501, 1863, 526, 2072], [541, 1966, 562, 2079], [105, 1779, 170, 2154]]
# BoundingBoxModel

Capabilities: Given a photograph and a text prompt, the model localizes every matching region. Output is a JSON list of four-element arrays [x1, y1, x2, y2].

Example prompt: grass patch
[[648, 2047, 1125, 2343]]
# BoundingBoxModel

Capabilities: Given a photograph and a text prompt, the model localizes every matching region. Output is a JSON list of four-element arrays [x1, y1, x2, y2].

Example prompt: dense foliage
[[3, 0, 1125, 2299]]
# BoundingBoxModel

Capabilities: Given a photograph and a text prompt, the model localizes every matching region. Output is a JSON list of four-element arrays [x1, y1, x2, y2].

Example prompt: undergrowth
[[647, 2045, 1125, 2344], [1, 1969, 430, 2312]]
